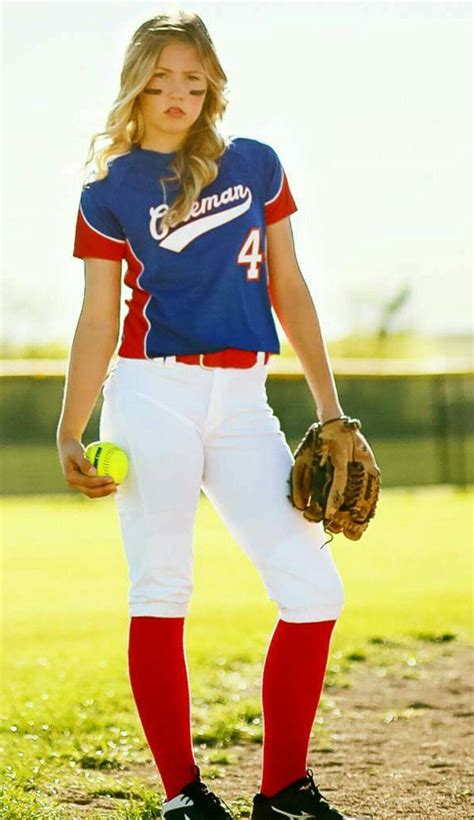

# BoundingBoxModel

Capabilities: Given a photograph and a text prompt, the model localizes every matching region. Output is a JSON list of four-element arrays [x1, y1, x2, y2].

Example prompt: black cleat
[[251, 767, 359, 819], [162, 764, 234, 818]]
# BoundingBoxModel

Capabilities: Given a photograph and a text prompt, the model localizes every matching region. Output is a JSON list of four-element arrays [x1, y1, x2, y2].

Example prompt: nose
[[168, 78, 186, 98]]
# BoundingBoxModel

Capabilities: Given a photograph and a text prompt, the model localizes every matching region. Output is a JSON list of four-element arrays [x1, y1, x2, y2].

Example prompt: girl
[[57, 10, 359, 820]]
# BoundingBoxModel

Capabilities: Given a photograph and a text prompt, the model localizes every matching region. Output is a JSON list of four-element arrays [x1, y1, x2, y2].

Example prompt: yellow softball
[[84, 441, 129, 484]]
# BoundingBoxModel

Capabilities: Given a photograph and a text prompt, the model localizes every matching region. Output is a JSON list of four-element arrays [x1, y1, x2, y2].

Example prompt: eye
[[155, 73, 201, 81]]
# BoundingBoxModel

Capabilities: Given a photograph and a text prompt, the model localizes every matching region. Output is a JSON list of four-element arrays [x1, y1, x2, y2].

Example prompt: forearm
[[56, 321, 118, 442], [272, 282, 345, 423]]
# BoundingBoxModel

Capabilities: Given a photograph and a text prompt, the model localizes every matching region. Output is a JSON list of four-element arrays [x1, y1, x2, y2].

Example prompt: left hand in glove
[[287, 415, 381, 541]]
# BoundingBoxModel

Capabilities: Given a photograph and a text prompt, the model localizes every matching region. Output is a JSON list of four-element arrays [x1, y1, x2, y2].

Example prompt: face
[[139, 42, 208, 141]]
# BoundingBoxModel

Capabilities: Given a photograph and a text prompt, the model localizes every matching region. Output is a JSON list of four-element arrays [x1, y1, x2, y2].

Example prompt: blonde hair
[[83, 10, 231, 231]]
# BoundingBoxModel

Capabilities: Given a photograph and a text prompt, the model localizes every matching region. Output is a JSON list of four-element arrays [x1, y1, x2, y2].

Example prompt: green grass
[[1, 487, 472, 818]]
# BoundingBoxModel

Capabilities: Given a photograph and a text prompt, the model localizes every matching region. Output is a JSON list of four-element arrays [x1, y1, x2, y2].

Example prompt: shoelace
[[304, 768, 333, 809], [186, 779, 233, 818]]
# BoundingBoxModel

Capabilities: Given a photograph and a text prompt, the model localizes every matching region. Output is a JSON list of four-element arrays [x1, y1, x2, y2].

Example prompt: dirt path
[[218, 641, 474, 819], [60, 641, 473, 819]]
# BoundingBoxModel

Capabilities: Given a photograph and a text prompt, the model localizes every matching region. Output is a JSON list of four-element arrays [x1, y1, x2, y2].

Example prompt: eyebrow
[[153, 68, 205, 75]]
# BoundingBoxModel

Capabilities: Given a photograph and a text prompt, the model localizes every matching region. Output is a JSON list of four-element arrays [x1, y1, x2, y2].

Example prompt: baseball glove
[[287, 415, 381, 542]]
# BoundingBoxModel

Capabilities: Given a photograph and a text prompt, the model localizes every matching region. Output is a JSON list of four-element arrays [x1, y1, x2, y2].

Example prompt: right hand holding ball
[[84, 441, 129, 484], [57, 437, 128, 499]]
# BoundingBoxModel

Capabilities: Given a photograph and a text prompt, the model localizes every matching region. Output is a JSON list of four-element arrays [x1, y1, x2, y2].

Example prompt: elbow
[[77, 317, 120, 347], [270, 278, 309, 317]]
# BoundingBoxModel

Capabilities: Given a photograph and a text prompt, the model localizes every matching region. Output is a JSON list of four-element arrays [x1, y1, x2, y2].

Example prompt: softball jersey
[[73, 137, 298, 359]]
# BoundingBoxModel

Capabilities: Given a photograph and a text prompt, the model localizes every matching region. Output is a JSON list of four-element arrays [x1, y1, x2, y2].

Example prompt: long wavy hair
[[83, 10, 231, 231]]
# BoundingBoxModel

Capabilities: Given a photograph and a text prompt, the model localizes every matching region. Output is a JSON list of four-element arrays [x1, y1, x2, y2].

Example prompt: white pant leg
[[99, 358, 206, 618], [201, 363, 345, 623]]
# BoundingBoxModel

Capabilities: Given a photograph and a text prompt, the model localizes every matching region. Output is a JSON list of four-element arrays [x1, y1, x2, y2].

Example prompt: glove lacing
[[317, 415, 360, 548]]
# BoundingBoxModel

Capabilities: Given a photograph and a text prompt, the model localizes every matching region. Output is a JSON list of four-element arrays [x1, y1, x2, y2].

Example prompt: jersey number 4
[[237, 227, 265, 281]]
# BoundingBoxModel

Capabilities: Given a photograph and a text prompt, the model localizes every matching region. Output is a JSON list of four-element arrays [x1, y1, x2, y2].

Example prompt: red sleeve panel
[[264, 169, 298, 226], [73, 206, 126, 260], [263, 144, 298, 226], [73, 180, 126, 261]]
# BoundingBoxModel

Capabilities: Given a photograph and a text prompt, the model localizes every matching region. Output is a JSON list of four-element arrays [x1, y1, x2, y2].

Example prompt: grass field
[[1, 487, 472, 818]]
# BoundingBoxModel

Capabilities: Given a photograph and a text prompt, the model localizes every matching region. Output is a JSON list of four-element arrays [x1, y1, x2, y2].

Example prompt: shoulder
[[82, 150, 134, 202], [224, 136, 286, 197], [226, 135, 279, 165]]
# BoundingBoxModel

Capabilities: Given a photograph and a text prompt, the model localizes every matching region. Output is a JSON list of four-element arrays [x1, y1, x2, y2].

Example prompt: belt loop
[[199, 353, 214, 370]]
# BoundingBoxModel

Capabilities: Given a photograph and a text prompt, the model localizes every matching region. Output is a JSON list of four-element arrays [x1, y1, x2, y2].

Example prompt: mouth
[[165, 107, 185, 114]]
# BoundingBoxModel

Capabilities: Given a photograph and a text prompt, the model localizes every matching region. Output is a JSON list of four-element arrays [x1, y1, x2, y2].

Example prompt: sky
[[1, 0, 472, 347]]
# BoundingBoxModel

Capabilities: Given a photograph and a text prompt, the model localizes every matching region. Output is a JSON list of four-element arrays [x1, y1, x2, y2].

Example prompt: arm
[[56, 257, 122, 443], [266, 217, 344, 424]]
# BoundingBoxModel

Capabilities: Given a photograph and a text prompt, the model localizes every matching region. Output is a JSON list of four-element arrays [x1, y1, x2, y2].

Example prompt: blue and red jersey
[[73, 136, 298, 359]]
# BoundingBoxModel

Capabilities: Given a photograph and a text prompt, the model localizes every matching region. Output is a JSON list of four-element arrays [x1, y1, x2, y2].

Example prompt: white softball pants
[[99, 353, 345, 623]]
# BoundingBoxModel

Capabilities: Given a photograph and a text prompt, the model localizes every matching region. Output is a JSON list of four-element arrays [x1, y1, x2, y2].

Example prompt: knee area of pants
[[274, 572, 345, 622], [328, 573, 345, 613]]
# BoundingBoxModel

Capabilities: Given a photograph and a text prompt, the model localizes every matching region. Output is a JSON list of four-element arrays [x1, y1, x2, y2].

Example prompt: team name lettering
[[149, 184, 251, 241]]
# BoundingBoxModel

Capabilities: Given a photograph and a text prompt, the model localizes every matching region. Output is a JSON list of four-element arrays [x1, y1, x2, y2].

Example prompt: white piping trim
[[79, 203, 126, 245], [264, 164, 284, 207], [124, 237, 153, 360]]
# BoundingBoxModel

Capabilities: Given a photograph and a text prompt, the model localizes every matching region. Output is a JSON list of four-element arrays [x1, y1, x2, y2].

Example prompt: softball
[[84, 441, 129, 484]]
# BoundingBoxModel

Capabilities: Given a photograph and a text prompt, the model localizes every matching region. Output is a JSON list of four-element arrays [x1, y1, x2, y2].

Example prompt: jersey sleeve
[[73, 180, 127, 261], [263, 144, 298, 226]]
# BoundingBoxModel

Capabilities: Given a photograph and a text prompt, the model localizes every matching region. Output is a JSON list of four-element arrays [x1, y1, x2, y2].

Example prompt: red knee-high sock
[[260, 618, 337, 797], [128, 616, 198, 801]]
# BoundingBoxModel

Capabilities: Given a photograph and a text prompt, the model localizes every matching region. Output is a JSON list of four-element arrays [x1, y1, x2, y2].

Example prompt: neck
[[140, 130, 186, 154]]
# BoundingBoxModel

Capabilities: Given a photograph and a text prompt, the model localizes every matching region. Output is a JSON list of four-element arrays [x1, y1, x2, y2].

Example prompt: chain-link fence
[[1, 359, 472, 494]]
